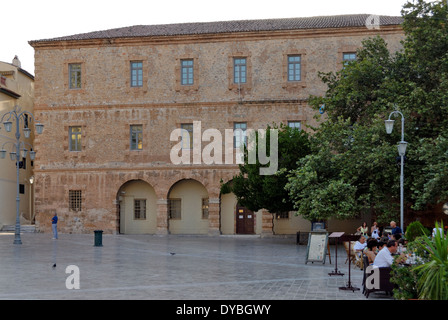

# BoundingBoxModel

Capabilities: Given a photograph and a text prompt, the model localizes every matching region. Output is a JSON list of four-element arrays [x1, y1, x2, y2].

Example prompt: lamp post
[[0, 105, 43, 244], [385, 110, 407, 233]]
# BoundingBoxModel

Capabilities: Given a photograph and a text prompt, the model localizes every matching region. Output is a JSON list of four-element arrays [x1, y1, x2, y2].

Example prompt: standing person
[[371, 221, 379, 240], [357, 222, 369, 237], [52, 212, 58, 240], [390, 221, 402, 238]]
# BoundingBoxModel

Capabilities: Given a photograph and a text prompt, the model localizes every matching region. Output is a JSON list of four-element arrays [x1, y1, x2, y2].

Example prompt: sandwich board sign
[[305, 231, 328, 264]]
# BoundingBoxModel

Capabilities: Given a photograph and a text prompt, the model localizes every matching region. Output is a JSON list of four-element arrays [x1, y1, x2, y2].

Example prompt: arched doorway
[[167, 179, 209, 234], [117, 180, 157, 234]]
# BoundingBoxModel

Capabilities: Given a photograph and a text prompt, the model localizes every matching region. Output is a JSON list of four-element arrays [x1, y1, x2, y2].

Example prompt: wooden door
[[236, 205, 254, 234]]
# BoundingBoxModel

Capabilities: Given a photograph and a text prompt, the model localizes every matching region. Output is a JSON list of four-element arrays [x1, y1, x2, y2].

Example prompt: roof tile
[[29, 14, 403, 44]]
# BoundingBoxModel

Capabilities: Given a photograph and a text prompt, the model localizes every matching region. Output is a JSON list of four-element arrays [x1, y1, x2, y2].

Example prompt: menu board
[[305, 231, 328, 264]]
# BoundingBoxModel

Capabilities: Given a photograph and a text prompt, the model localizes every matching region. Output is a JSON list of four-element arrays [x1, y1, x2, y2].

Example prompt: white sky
[[0, 0, 431, 75]]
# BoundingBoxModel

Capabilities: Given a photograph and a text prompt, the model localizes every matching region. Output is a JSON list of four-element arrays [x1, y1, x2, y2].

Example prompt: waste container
[[94, 230, 103, 247]]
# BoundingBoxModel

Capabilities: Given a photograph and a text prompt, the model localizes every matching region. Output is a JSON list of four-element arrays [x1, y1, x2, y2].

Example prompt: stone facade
[[29, 15, 405, 235], [0, 57, 35, 229]]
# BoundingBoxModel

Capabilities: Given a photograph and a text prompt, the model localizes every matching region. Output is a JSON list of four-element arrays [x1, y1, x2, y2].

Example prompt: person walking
[[51, 212, 58, 239]]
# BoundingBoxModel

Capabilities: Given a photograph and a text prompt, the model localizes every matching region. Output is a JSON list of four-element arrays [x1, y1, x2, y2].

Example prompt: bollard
[[94, 230, 103, 247]]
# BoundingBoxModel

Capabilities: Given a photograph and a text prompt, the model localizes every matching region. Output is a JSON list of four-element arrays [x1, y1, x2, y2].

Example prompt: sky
[[0, 0, 429, 75]]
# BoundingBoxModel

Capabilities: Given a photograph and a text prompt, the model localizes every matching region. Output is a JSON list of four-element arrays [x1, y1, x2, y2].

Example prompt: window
[[130, 125, 143, 150], [277, 212, 289, 219], [69, 63, 82, 89], [233, 58, 247, 84], [181, 123, 193, 149], [288, 55, 301, 81], [69, 126, 82, 151], [234, 122, 247, 149], [343, 52, 357, 65], [288, 121, 301, 131], [202, 198, 209, 219], [134, 199, 146, 220], [24, 114, 29, 129], [69, 190, 82, 211], [181, 59, 194, 85], [168, 199, 181, 219], [130, 61, 143, 87]]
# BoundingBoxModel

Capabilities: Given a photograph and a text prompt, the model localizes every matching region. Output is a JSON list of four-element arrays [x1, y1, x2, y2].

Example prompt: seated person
[[354, 236, 367, 252], [364, 239, 378, 265], [380, 233, 390, 242], [373, 240, 406, 267], [391, 233, 402, 241], [377, 240, 386, 252]]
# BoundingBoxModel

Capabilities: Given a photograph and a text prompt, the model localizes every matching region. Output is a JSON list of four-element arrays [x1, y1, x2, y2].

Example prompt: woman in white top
[[371, 221, 379, 240]]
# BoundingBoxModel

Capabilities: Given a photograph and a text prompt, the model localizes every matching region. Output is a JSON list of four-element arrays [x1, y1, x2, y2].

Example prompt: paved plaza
[[0, 232, 392, 300]]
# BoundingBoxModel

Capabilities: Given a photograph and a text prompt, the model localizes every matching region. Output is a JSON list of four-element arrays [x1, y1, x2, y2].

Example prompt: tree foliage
[[287, 0, 448, 222], [223, 123, 311, 214], [228, 1, 448, 223]]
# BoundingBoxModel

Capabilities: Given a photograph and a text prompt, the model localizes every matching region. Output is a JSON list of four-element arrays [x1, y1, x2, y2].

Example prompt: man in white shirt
[[373, 240, 401, 267]]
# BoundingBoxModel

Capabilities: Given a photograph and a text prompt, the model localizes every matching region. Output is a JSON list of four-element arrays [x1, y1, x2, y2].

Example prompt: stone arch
[[117, 179, 157, 234], [166, 178, 209, 234]]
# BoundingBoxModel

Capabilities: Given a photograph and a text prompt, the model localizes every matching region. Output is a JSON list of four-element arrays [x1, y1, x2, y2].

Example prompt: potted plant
[[391, 233, 427, 299], [413, 221, 448, 300], [391, 262, 419, 299]]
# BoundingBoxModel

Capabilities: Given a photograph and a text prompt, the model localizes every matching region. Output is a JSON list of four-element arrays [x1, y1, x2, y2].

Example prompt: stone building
[[29, 14, 404, 235], [0, 56, 35, 230]]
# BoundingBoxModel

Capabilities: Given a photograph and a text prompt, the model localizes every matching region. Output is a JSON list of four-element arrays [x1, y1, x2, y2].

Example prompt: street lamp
[[385, 110, 406, 233], [0, 105, 44, 244]]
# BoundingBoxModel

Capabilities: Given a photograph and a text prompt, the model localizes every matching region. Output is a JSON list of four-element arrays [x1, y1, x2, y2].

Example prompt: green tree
[[399, 0, 448, 209], [288, 0, 448, 222], [222, 123, 311, 215], [286, 116, 399, 223]]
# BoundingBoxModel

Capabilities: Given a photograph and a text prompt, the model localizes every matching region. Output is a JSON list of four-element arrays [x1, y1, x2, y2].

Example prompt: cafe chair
[[343, 241, 357, 265], [364, 266, 394, 298], [361, 254, 369, 294], [354, 252, 364, 270]]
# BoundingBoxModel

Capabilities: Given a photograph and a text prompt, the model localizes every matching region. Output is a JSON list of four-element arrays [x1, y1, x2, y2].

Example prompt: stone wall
[[31, 24, 405, 234]]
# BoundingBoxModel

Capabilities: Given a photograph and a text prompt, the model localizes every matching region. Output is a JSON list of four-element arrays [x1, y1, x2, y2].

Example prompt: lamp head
[[3, 121, 12, 132], [398, 141, 408, 156], [35, 123, 44, 135], [385, 119, 395, 134]]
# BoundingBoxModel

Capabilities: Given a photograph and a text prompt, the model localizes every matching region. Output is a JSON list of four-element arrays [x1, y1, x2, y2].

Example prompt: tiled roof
[[29, 14, 403, 44]]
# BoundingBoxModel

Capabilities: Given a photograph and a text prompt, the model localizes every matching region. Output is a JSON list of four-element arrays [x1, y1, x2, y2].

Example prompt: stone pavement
[[0, 232, 393, 300]]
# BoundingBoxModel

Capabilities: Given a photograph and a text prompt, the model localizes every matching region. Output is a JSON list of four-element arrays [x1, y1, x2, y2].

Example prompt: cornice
[[34, 98, 309, 112]]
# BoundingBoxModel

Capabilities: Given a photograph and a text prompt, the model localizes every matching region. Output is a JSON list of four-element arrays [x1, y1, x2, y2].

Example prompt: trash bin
[[94, 230, 103, 247]]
